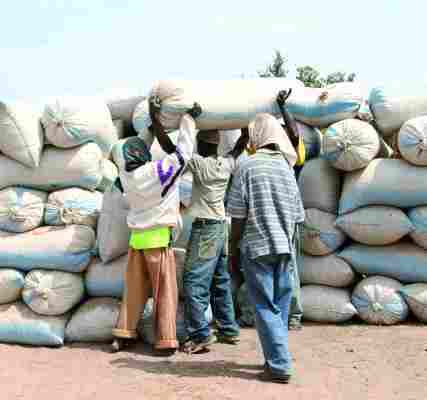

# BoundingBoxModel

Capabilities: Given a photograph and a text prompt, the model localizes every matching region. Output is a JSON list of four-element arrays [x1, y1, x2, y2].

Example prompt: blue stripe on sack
[[352, 294, 408, 321], [319, 232, 343, 252], [14, 176, 102, 192], [399, 131, 421, 149], [86, 280, 123, 298], [65, 127, 112, 154], [0, 251, 92, 273], [45, 200, 99, 225], [408, 208, 427, 233]]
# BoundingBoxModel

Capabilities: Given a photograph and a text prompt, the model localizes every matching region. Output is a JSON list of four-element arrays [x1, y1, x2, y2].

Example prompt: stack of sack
[[296, 85, 427, 325]]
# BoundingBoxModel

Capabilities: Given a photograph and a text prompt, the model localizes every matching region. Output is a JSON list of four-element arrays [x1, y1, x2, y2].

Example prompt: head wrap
[[122, 136, 152, 172], [248, 113, 297, 167]]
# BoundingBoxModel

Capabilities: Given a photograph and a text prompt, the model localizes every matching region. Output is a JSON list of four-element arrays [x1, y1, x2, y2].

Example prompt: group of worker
[[110, 90, 305, 385]]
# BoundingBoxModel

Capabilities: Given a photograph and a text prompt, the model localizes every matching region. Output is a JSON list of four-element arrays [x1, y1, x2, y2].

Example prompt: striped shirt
[[227, 149, 305, 260]]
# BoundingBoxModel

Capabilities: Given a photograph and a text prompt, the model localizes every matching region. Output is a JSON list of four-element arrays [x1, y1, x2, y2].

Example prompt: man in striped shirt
[[228, 113, 304, 384]]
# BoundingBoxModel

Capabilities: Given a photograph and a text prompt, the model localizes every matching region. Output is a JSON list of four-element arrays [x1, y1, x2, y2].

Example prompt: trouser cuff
[[112, 328, 138, 339]]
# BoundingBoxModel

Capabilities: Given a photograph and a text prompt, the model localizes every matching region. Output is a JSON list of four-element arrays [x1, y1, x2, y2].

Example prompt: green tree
[[296, 65, 324, 88], [258, 50, 288, 78], [325, 71, 356, 85]]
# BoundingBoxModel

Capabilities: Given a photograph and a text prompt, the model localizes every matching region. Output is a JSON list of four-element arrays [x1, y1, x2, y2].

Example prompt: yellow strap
[[295, 136, 306, 166]]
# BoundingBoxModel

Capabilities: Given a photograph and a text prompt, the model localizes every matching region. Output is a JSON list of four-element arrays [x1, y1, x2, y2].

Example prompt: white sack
[[97, 159, 119, 192], [113, 119, 136, 139], [45, 188, 103, 228], [298, 254, 356, 288], [85, 256, 126, 298], [0, 302, 68, 346], [323, 119, 380, 171], [352, 276, 408, 325], [133, 78, 303, 134], [42, 97, 117, 156], [301, 285, 357, 323], [298, 158, 341, 213], [335, 206, 413, 245], [65, 297, 119, 343], [0, 225, 95, 273], [369, 85, 427, 136], [0, 101, 44, 168], [408, 206, 427, 249], [302, 209, 346, 255], [23, 270, 84, 316], [104, 92, 145, 124], [339, 159, 427, 214], [0, 187, 47, 233], [399, 283, 427, 323], [0, 269, 25, 304], [97, 185, 130, 263], [0, 143, 103, 192], [397, 116, 427, 166]]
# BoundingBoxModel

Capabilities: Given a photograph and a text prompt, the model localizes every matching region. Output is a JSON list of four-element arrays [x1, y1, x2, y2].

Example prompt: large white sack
[[352, 276, 408, 325], [138, 299, 213, 345], [22, 270, 84, 316], [106, 94, 145, 124], [42, 97, 118, 157], [399, 283, 427, 323], [408, 206, 427, 249], [335, 206, 414, 245], [301, 285, 357, 323], [339, 243, 427, 283], [0, 302, 68, 346], [302, 209, 346, 256], [45, 188, 103, 228], [65, 298, 119, 343], [369, 85, 427, 137], [0, 187, 47, 233], [0, 143, 103, 192], [133, 78, 303, 133], [0, 102, 44, 168], [0, 269, 25, 304], [0, 225, 95, 273], [97, 159, 119, 192], [339, 159, 427, 214], [85, 256, 126, 298], [97, 185, 130, 263], [323, 119, 380, 171], [298, 158, 341, 213], [397, 116, 427, 166], [298, 254, 356, 288]]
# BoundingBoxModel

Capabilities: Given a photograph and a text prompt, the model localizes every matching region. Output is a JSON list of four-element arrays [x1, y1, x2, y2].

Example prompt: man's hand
[[229, 128, 249, 158], [149, 95, 162, 128], [277, 89, 292, 109], [186, 102, 202, 119]]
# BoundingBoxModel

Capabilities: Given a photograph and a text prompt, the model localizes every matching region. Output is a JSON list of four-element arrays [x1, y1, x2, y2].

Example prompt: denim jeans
[[289, 258, 303, 324], [183, 220, 239, 342], [241, 252, 293, 376]]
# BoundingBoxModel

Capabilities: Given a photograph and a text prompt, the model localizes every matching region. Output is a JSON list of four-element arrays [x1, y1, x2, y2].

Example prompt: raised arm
[[277, 89, 300, 148], [148, 96, 176, 154], [228, 128, 249, 159]]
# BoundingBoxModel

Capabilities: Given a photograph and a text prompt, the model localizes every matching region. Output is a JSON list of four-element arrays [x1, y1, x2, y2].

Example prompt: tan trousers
[[112, 247, 179, 349]]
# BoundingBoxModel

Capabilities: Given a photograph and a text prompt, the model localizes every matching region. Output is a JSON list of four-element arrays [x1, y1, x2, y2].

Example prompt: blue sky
[[0, 1, 425, 102]]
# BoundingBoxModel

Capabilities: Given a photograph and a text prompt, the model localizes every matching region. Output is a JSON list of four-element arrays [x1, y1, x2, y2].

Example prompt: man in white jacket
[[111, 97, 201, 355]]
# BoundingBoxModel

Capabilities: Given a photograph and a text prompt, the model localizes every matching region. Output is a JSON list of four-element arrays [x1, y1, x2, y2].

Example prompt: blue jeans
[[183, 220, 239, 342], [289, 259, 303, 324], [242, 252, 293, 376]]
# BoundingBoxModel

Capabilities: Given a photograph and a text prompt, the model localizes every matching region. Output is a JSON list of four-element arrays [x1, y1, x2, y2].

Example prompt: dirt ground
[[0, 323, 426, 400]]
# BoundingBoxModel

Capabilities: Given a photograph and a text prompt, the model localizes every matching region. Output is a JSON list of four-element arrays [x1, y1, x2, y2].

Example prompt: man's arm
[[228, 128, 249, 159], [277, 89, 300, 147], [148, 96, 176, 154]]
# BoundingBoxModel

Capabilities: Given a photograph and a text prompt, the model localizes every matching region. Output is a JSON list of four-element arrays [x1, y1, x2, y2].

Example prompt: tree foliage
[[258, 50, 288, 78]]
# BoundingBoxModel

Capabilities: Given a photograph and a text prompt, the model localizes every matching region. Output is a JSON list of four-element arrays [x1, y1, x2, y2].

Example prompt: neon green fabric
[[129, 227, 170, 250]]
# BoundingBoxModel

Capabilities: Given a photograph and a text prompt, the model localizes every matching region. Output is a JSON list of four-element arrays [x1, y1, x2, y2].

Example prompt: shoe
[[258, 370, 291, 384], [153, 348, 177, 357], [110, 338, 135, 353], [288, 320, 303, 331], [216, 333, 240, 345], [181, 334, 217, 354]]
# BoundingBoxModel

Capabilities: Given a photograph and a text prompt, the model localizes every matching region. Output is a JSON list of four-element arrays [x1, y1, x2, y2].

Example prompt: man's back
[[228, 149, 304, 260]]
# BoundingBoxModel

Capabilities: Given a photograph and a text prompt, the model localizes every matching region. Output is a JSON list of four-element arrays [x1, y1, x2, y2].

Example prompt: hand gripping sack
[[298, 158, 341, 213], [369, 85, 427, 137], [0, 187, 47, 233], [399, 283, 427, 323], [65, 298, 119, 342], [298, 254, 356, 288], [0, 101, 44, 168], [301, 285, 357, 323], [352, 276, 408, 325], [133, 78, 303, 133], [45, 188, 103, 228], [0, 269, 25, 304], [0, 302, 68, 346], [335, 206, 414, 245], [302, 209, 346, 255], [339, 243, 427, 283], [0, 225, 95, 273], [23, 270, 84, 316], [408, 206, 427, 249], [42, 97, 118, 157], [85, 256, 126, 298], [397, 116, 427, 166], [323, 119, 380, 171], [97, 185, 130, 263], [0, 143, 103, 192], [339, 159, 427, 214]]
